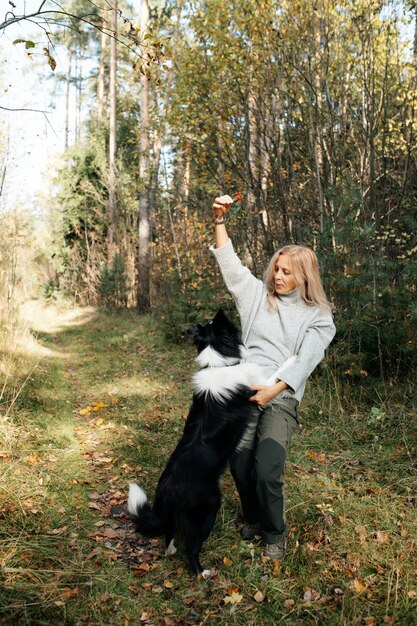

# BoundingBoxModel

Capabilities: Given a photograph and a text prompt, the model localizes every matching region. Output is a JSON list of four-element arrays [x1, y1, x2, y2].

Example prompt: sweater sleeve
[[209, 240, 263, 325], [271, 313, 336, 392]]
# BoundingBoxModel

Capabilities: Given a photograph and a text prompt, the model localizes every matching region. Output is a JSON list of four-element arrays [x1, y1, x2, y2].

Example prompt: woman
[[210, 194, 336, 559]]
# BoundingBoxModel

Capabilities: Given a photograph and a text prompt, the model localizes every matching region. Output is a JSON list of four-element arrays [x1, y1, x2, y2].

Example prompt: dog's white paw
[[200, 569, 212, 580], [165, 539, 177, 557]]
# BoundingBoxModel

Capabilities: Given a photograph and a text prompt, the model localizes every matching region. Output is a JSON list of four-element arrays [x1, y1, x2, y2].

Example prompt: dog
[[127, 309, 266, 578]]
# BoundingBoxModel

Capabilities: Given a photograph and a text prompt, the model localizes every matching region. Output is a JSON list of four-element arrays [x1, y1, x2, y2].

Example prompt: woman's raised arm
[[212, 195, 233, 248]]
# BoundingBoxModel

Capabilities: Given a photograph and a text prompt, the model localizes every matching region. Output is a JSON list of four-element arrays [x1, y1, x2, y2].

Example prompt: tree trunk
[[137, 0, 151, 313], [76, 43, 83, 143], [108, 1, 117, 259], [65, 47, 72, 149], [97, 25, 107, 124]]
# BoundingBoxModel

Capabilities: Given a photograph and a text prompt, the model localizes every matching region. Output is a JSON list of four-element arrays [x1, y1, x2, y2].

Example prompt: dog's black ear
[[185, 323, 203, 343], [213, 308, 226, 323]]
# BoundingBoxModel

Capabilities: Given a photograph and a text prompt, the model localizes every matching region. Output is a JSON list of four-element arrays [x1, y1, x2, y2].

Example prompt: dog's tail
[[127, 483, 163, 537]]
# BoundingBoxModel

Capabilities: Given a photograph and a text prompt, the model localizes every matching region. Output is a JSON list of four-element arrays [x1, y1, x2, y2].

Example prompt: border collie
[[127, 309, 266, 578]]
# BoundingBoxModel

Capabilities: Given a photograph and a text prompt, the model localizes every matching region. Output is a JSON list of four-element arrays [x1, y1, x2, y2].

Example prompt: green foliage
[[43, 0, 417, 382], [98, 253, 129, 309]]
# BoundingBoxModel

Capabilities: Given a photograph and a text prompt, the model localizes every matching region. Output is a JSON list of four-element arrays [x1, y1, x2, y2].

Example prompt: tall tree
[[136, 0, 151, 313], [108, 0, 118, 258]]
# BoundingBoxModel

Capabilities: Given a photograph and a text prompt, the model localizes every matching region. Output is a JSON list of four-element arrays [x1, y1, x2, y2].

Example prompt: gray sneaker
[[240, 522, 261, 540], [264, 538, 286, 560]]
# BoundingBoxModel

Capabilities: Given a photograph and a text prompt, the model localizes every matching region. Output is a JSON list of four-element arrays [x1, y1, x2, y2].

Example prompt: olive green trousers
[[230, 396, 299, 544]]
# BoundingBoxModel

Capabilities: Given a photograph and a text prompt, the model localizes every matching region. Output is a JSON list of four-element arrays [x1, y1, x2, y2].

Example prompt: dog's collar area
[[199, 357, 241, 370], [195, 346, 242, 369]]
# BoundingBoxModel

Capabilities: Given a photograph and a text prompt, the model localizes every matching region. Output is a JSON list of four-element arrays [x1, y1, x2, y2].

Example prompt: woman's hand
[[249, 381, 289, 408], [212, 194, 233, 220]]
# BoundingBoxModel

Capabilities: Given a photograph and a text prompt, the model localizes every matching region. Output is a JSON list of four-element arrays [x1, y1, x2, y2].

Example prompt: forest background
[[1, 0, 417, 378], [0, 0, 417, 624]]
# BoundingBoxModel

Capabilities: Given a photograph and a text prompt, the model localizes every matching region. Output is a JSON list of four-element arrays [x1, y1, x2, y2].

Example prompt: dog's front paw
[[199, 569, 213, 580]]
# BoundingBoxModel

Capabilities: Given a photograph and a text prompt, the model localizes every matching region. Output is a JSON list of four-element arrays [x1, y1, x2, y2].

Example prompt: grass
[[0, 301, 416, 625]]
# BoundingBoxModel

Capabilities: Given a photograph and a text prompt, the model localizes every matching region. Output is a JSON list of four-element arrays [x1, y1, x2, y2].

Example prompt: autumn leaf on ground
[[223, 591, 243, 605], [375, 530, 389, 543], [352, 577, 367, 593], [92, 401, 107, 411], [303, 588, 321, 602], [253, 590, 265, 602], [305, 450, 326, 462], [223, 556, 233, 566]]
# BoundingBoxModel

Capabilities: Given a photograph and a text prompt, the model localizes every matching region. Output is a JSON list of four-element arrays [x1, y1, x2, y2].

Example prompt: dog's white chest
[[192, 362, 265, 401]]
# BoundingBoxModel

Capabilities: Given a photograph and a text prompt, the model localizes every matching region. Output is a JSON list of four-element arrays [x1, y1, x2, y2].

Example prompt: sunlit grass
[[0, 302, 416, 624]]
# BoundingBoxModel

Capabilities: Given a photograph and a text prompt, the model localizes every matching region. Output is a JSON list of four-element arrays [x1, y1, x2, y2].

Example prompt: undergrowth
[[0, 302, 416, 625]]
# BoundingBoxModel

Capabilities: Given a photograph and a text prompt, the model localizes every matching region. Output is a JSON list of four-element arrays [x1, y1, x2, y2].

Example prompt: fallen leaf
[[92, 401, 107, 411], [305, 450, 326, 462], [352, 578, 367, 593], [284, 598, 295, 608], [59, 587, 80, 601], [375, 530, 389, 543], [47, 526, 68, 535], [141, 582, 153, 590], [138, 562, 151, 571], [164, 580, 174, 589], [355, 525, 367, 544], [363, 617, 376, 625], [254, 590, 264, 602], [407, 590, 417, 599], [79, 406, 92, 415], [223, 556, 233, 566], [223, 592, 243, 605], [303, 588, 321, 602]]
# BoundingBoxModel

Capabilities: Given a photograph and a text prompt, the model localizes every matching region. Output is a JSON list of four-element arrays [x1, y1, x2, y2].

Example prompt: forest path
[[0, 302, 416, 625]]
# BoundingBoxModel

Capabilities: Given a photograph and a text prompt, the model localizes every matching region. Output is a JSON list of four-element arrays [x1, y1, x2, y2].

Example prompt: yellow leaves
[[79, 401, 107, 415], [223, 590, 243, 605], [223, 556, 233, 567]]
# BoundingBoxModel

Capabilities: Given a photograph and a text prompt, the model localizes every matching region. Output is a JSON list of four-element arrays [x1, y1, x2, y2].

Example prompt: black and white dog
[[127, 309, 266, 578]]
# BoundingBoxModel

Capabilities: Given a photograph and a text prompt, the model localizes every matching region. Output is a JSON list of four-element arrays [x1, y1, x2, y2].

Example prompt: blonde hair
[[264, 245, 332, 312]]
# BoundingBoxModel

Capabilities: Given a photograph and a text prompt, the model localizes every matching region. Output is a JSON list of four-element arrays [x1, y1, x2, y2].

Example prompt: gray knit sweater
[[210, 239, 336, 403]]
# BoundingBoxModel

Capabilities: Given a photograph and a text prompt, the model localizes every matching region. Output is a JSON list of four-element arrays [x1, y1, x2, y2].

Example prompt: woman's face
[[274, 253, 298, 295]]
